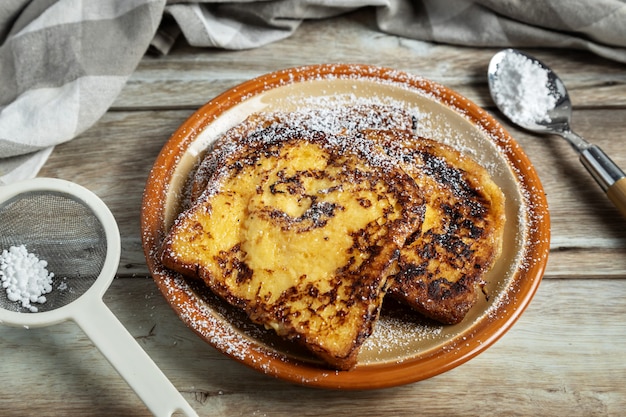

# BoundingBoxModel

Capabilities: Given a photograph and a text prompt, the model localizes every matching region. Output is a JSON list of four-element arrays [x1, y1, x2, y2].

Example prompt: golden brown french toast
[[366, 129, 506, 324], [162, 104, 506, 369], [189, 106, 416, 203], [161, 119, 424, 370]]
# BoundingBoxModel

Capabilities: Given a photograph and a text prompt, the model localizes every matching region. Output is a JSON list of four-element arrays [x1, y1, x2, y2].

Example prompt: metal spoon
[[487, 48, 626, 217]]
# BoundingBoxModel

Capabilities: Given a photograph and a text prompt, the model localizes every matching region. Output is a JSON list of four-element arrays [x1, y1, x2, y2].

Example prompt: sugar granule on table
[[0, 245, 54, 313], [491, 52, 557, 126]]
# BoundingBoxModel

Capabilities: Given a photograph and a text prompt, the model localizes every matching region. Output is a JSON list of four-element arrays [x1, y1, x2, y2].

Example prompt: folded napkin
[[2, 0, 626, 184]]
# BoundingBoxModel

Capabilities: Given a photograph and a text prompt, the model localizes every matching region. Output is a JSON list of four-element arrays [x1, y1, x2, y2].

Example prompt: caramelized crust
[[161, 117, 423, 370], [189, 106, 416, 203], [366, 129, 506, 324]]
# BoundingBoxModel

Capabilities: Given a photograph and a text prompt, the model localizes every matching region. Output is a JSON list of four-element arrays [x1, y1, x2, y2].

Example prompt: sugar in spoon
[[487, 48, 626, 217]]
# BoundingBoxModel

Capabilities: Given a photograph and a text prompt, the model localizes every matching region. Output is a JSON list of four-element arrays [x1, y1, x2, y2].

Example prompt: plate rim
[[141, 63, 550, 390]]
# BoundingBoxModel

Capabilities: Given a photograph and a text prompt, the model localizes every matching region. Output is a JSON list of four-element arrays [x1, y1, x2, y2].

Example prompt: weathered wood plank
[[0, 278, 624, 416], [39, 110, 190, 234], [113, 11, 626, 111]]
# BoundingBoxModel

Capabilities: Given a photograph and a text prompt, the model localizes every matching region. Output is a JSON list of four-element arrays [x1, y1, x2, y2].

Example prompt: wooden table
[[2, 10, 626, 416]]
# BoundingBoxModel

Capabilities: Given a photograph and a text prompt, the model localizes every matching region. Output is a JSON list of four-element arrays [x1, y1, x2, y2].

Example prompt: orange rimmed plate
[[141, 64, 550, 389]]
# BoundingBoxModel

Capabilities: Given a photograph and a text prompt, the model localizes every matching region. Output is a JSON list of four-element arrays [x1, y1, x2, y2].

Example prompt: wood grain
[[0, 279, 624, 416], [114, 11, 626, 111]]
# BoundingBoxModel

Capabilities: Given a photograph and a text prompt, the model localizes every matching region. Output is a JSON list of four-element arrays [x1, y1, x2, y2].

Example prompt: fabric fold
[[2, 0, 625, 184], [0, 0, 166, 184]]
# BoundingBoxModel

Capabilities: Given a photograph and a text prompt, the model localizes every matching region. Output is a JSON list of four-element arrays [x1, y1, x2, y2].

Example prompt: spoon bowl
[[488, 48, 626, 217], [488, 49, 571, 135]]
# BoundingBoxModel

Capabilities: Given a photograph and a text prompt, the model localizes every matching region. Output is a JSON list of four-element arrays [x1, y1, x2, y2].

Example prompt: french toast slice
[[367, 129, 506, 324], [188, 105, 416, 203], [161, 120, 424, 369]]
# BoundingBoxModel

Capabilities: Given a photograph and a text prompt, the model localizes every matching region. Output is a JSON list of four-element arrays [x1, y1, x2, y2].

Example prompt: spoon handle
[[580, 145, 626, 217], [73, 298, 199, 417], [607, 178, 626, 218]]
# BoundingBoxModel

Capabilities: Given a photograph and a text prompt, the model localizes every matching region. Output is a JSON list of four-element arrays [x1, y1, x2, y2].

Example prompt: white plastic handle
[[0, 178, 198, 416], [72, 297, 198, 417]]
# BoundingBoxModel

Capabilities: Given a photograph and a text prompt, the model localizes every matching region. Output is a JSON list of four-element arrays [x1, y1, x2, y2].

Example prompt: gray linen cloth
[[1, 0, 625, 184]]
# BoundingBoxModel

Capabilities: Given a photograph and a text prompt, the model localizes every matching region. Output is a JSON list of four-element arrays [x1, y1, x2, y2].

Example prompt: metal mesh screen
[[0, 191, 107, 313]]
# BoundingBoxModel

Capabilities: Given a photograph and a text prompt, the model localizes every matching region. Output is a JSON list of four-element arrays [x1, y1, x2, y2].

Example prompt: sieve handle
[[72, 298, 198, 417]]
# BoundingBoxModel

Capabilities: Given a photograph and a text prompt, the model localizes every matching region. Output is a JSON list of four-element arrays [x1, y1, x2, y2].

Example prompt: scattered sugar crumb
[[364, 315, 444, 353]]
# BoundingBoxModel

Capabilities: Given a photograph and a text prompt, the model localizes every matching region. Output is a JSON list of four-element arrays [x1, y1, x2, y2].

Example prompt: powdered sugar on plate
[[0, 245, 54, 313]]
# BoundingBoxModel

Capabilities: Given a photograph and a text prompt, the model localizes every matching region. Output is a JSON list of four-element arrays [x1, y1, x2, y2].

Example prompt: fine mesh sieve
[[0, 190, 106, 313], [0, 178, 197, 417]]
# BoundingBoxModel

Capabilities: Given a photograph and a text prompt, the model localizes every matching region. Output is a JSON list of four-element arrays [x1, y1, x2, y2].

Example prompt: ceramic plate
[[141, 64, 550, 389]]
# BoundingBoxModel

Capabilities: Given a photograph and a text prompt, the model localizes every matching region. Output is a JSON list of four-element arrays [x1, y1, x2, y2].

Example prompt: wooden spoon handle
[[580, 145, 626, 217], [607, 177, 626, 218]]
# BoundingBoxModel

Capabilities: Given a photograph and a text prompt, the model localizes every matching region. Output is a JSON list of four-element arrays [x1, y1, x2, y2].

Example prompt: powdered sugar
[[0, 245, 54, 313], [490, 52, 558, 126]]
